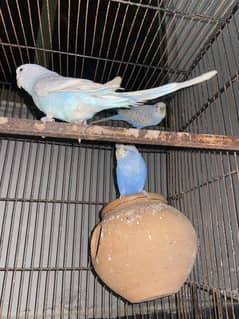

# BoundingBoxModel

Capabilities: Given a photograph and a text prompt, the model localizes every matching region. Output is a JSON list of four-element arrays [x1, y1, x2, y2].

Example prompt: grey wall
[[1, 0, 239, 318]]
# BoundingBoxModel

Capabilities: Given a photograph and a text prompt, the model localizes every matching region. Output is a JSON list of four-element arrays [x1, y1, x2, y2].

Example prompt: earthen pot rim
[[102, 192, 168, 217]]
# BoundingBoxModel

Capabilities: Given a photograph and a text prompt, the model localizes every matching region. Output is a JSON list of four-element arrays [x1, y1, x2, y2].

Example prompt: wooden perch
[[0, 117, 239, 151]]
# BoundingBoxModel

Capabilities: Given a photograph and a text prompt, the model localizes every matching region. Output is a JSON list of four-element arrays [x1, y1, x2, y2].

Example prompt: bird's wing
[[102, 76, 122, 90], [34, 75, 122, 96]]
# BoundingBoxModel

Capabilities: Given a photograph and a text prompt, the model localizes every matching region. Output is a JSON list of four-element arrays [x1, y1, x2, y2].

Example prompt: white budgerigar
[[16, 64, 217, 124]]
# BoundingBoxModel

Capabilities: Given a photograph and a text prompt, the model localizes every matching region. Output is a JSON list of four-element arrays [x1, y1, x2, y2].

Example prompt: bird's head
[[115, 144, 138, 159], [16, 63, 53, 94], [155, 102, 166, 117]]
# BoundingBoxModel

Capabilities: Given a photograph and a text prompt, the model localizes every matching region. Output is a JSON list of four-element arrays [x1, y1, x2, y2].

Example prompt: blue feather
[[116, 144, 147, 196]]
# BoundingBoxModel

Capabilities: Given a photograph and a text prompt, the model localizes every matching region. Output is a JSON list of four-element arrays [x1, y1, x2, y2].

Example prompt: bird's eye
[[19, 67, 23, 72]]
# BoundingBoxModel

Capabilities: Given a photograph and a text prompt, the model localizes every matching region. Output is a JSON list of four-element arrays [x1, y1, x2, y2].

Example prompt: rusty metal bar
[[0, 117, 239, 151], [185, 281, 239, 301], [109, 0, 227, 24], [0, 267, 90, 271], [1, 41, 183, 75]]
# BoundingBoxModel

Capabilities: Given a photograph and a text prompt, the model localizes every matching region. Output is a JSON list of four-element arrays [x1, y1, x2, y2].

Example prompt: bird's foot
[[73, 119, 87, 143], [142, 190, 149, 197], [40, 113, 55, 138], [73, 119, 87, 125], [40, 113, 55, 123]]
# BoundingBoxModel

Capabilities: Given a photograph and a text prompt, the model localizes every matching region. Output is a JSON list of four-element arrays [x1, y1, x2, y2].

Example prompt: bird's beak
[[116, 147, 125, 158], [17, 78, 22, 89]]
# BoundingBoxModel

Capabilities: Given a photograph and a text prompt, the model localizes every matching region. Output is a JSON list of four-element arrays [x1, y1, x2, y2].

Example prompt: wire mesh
[[167, 3, 239, 318], [0, 0, 239, 318], [0, 139, 168, 318]]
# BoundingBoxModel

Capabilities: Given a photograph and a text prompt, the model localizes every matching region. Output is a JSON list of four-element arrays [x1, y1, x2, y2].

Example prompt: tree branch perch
[[0, 117, 239, 151]]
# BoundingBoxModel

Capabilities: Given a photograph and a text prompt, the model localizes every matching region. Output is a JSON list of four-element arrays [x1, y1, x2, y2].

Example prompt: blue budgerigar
[[115, 144, 147, 197], [16, 64, 217, 124], [91, 102, 166, 128]]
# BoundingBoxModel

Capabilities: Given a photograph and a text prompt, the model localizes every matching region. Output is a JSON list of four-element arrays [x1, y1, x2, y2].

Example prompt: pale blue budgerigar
[[91, 102, 166, 128], [16, 64, 122, 124], [16, 64, 217, 124], [115, 144, 147, 197]]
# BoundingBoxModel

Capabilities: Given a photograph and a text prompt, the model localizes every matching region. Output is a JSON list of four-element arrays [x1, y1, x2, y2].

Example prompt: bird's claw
[[40, 113, 55, 123], [142, 190, 149, 197], [73, 119, 87, 125], [73, 120, 87, 143]]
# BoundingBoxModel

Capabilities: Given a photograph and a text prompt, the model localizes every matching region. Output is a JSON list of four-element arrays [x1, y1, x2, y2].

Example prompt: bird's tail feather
[[125, 70, 217, 102], [91, 115, 119, 124], [175, 70, 217, 90], [104, 76, 122, 90]]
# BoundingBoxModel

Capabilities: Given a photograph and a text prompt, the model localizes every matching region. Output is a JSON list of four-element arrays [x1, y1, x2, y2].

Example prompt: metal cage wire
[[0, 0, 239, 318]]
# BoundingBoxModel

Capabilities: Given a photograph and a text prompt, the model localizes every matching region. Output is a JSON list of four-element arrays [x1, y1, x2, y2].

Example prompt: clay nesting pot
[[91, 192, 198, 303]]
